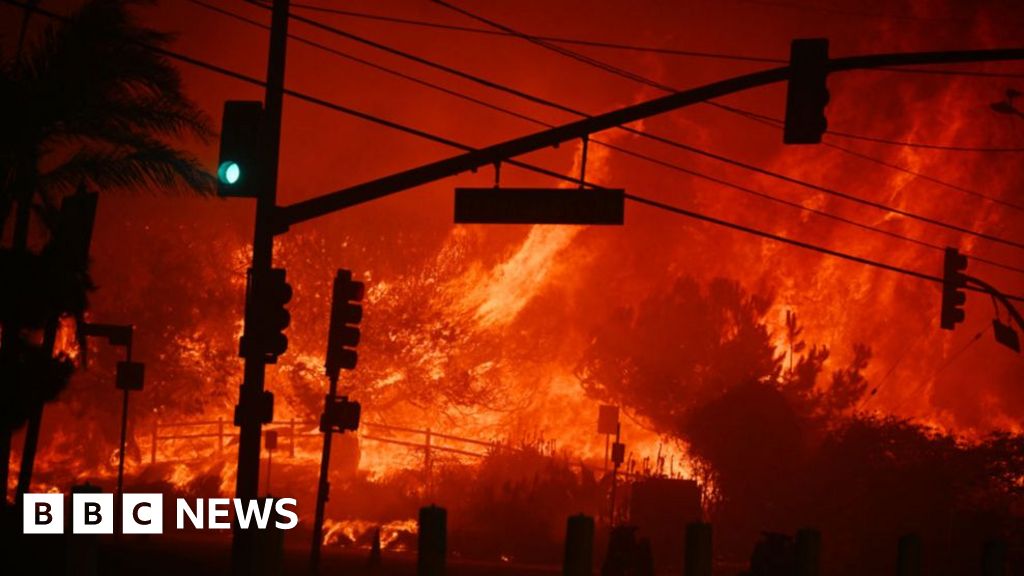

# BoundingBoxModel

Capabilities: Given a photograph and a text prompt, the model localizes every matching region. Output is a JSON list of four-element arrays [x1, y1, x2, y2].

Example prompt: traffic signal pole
[[309, 372, 339, 572], [310, 270, 364, 572], [965, 275, 1024, 334], [231, 0, 288, 573], [274, 47, 1024, 230]]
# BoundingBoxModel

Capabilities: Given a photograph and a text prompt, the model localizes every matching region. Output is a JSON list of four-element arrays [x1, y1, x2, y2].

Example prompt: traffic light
[[241, 268, 292, 362], [783, 38, 830, 144], [319, 396, 361, 433], [325, 269, 364, 378], [217, 100, 263, 197], [940, 247, 968, 330], [234, 389, 275, 425]]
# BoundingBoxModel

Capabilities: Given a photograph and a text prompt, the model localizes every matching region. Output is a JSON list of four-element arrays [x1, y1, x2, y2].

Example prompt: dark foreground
[[4, 531, 566, 576]]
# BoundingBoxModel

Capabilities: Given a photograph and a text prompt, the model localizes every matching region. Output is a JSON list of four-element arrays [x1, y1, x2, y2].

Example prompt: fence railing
[[145, 418, 668, 485], [147, 418, 497, 465]]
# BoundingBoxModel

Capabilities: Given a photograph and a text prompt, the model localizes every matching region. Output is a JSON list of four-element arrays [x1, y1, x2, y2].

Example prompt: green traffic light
[[218, 161, 241, 185]]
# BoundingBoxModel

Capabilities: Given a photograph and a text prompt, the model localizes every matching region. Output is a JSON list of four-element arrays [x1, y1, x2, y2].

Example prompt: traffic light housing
[[217, 100, 263, 197], [325, 269, 364, 378], [241, 268, 292, 362], [319, 395, 361, 433], [784, 38, 830, 144], [234, 389, 275, 425], [940, 247, 968, 330]]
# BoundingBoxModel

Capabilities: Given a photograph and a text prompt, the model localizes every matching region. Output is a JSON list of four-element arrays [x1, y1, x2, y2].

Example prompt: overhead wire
[[285, 1, 1024, 79], [8, 0, 1022, 304], [203, 0, 1024, 273], [287, 1, 788, 64], [708, 103, 1024, 210], [429, 0, 1024, 244]]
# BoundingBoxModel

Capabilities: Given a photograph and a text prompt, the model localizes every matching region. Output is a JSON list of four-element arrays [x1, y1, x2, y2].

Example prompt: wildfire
[[322, 517, 418, 551], [7, 4, 1022, 562]]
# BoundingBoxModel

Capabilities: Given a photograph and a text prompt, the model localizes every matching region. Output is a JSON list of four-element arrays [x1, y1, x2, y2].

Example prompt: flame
[[11, 2, 1022, 559], [322, 518, 418, 550]]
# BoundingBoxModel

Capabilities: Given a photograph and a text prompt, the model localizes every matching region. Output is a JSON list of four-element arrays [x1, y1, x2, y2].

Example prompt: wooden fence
[[147, 418, 497, 466]]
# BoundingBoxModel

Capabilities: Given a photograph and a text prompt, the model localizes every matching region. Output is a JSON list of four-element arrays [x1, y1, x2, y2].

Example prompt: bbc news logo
[[23, 494, 298, 534]]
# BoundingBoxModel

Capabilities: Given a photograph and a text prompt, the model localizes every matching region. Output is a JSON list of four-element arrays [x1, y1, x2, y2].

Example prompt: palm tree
[[0, 0, 216, 498], [2, 0, 215, 236]]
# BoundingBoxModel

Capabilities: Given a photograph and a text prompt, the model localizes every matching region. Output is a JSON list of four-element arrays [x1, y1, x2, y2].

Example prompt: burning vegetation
[[2, 0, 1023, 574]]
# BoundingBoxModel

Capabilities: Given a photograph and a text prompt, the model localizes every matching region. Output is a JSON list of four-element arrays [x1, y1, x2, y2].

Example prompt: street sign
[[454, 188, 624, 225], [115, 361, 145, 392], [598, 405, 619, 435]]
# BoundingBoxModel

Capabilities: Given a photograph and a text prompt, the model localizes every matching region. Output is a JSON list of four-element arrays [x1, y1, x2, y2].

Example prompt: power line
[[869, 320, 989, 417], [819, 140, 1024, 212], [706, 104, 1024, 211], [13, 0, 1023, 304], [935, 323, 991, 372], [288, 1, 1024, 79], [286, 1, 788, 64], [283, 4, 1024, 264], [671, 100, 1024, 213], [712, 103, 1024, 178], [185, 0, 546, 127], [602, 142, 1024, 275], [624, 193, 1024, 303], [0, 0, 600, 213], [436, 0, 1024, 159], [693, 92, 1024, 155], [826, 128, 1024, 153], [425, 0, 1024, 248], [217, 9, 1024, 301], [205, 0, 1024, 274], [431, 0, 1024, 155]]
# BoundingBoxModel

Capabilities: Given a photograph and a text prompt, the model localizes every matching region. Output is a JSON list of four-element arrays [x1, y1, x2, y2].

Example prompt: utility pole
[[230, 0, 289, 573], [310, 371, 340, 571]]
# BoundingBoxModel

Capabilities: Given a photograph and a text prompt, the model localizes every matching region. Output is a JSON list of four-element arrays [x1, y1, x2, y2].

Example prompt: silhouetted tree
[[576, 277, 781, 433], [682, 381, 808, 549], [573, 277, 1024, 573], [1, 0, 213, 226], [1, 0, 212, 438], [800, 416, 1023, 575]]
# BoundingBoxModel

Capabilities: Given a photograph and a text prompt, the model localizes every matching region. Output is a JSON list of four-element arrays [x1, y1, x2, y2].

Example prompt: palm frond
[[2, 0, 217, 215], [40, 141, 216, 198], [18, 0, 212, 150]]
